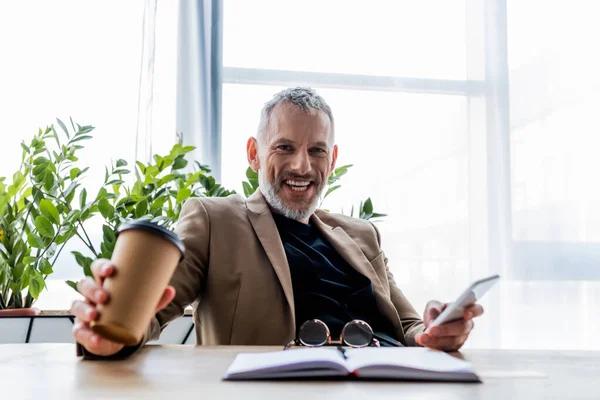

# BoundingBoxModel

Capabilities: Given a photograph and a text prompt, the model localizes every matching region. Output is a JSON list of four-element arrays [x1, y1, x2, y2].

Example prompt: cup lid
[[116, 220, 186, 261]]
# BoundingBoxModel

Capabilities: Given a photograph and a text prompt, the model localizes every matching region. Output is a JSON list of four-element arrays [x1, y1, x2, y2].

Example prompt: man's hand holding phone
[[414, 274, 499, 352], [415, 300, 484, 351]]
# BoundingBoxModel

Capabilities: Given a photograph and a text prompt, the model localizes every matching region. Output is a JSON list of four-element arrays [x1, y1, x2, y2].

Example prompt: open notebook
[[223, 347, 480, 382]]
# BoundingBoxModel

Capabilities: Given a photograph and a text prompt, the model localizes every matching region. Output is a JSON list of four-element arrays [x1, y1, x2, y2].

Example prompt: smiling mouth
[[282, 179, 313, 192]]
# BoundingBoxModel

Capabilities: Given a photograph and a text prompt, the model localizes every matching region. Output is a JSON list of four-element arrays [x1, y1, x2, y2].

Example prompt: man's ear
[[247, 137, 260, 172], [329, 144, 338, 175]]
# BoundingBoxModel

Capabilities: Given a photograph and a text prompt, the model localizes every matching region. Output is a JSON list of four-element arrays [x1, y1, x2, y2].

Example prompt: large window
[[221, 0, 600, 350], [508, 0, 600, 279]]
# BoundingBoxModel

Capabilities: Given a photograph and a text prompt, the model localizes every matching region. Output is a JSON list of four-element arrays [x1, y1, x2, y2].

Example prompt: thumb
[[423, 300, 445, 327], [155, 285, 176, 312]]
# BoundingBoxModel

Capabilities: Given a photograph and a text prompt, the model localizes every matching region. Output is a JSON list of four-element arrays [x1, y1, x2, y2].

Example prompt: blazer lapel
[[311, 213, 403, 337], [245, 191, 295, 332]]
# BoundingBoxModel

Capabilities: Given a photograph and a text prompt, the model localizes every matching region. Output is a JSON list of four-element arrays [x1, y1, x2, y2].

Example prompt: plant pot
[[0, 308, 40, 316], [0, 310, 195, 344]]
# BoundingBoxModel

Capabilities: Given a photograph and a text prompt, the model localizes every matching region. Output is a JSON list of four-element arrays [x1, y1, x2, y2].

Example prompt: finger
[[90, 258, 116, 283], [429, 319, 474, 338], [70, 299, 98, 323], [463, 304, 484, 320], [423, 300, 444, 327], [155, 286, 176, 312], [418, 333, 468, 352], [76, 277, 108, 305], [73, 322, 125, 357], [73, 321, 99, 349]]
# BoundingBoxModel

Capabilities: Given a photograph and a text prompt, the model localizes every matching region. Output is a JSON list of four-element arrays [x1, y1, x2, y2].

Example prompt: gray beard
[[258, 170, 321, 221]]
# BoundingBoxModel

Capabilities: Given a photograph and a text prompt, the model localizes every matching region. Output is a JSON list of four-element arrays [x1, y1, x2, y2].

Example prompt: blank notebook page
[[345, 347, 474, 373]]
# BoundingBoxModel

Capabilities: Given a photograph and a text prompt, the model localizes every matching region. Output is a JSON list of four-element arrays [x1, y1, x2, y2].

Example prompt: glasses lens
[[342, 320, 373, 347], [298, 320, 329, 347]]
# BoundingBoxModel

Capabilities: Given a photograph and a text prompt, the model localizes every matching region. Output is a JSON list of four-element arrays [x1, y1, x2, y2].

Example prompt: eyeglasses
[[284, 319, 380, 350]]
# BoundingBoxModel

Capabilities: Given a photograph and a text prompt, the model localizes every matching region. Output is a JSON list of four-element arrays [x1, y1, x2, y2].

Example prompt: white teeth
[[285, 180, 310, 187], [289, 185, 308, 192]]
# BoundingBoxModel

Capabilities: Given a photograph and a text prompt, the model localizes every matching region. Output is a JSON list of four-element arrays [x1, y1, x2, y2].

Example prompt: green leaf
[[21, 142, 31, 154], [35, 215, 55, 238], [43, 172, 55, 191], [328, 164, 353, 185], [106, 179, 124, 185], [135, 199, 148, 218], [12, 262, 25, 281], [65, 209, 81, 223], [70, 167, 81, 181], [323, 185, 341, 200], [98, 198, 114, 219], [116, 159, 128, 167], [136, 161, 146, 175], [158, 173, 177, 187], [33, 156, 49, 165], [102, 224, 116, 244], [28, 271, 45, 299], [371, 213, 387, 218], [20, 266, 31, 291], [242, 181, 253, 197], [22, 256, 37, 265], [63, 181, 80, 201], [66, 280, 79, 292], [176, 188, 192, 204], [172, 156, 188, 170], [112, 169, 130, 175], [363, 198, 373, 215], [150, 196, 167, 213], [17, 186, 33, 210], [29, 278, 41, 298], [56, 118, 69, 137], [77, 125, 95, 135], [181, 145, 195, 154], [39, 199, 60, 225], [246, 167, 256, 180], [79, 188, 87, 210], [33, 146, 46, 155], [145, 165, 159, 179], [39, 258, 53, 274], [27, 232, 45, 248], [100, 241, 109, 257], [71, 252, 93, 277], [71, 135, 92, 143]]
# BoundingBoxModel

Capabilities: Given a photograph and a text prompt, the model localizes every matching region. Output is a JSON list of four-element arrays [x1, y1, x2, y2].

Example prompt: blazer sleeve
[[78, 197, 210, 359], [371, 222, 425, 347]]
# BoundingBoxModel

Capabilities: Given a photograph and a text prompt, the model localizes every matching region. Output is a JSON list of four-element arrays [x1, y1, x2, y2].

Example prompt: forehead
[[265, 102, 334, 145]]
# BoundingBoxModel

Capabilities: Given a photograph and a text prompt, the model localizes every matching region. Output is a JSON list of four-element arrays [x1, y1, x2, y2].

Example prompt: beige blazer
[[144, 191, 424, 347]]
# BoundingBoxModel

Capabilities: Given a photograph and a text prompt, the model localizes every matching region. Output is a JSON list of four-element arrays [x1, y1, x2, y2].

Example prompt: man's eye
[[310, 148, 326, 153], [277, 145, 293, 151]]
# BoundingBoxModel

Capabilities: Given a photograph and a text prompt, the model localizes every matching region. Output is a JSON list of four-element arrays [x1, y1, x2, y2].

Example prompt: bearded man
[[71, 87, 484, 358]]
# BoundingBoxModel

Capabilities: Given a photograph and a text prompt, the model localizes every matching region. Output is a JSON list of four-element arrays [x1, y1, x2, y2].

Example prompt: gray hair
[[256, 87, 334, 144]]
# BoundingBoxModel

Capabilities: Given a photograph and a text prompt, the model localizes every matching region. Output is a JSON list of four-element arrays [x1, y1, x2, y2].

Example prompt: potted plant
[[0, 119, 98, 343]]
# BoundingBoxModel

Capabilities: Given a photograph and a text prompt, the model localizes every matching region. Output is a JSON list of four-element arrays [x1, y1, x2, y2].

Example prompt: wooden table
[[1, 344, 598, 399]]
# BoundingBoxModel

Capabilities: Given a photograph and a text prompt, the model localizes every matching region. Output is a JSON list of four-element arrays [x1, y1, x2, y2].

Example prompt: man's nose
[[289, 151, 311, 176]]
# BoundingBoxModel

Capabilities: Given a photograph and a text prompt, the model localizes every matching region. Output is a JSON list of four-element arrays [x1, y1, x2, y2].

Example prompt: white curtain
[[176, 0, 223, 180]]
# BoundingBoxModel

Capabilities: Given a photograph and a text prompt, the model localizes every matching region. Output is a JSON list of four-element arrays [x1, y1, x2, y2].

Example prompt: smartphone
[[426, 274, 500, 331]]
